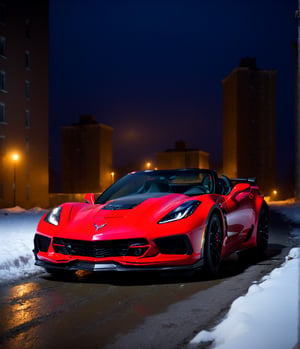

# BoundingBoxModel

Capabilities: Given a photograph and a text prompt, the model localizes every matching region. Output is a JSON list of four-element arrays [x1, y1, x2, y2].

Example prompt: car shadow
[[41, 268, 210, 285], [41, 242, 286, 286], [219, 243, 286, 279]]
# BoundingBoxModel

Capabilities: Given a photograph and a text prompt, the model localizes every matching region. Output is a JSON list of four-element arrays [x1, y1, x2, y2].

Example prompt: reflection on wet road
[[0, 209, 295, 349], [0, 271, 222, 349]]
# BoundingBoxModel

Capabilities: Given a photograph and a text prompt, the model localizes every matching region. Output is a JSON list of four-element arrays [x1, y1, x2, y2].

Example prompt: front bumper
[[35, 258, 204, 273], [33, 230, 204, 273]]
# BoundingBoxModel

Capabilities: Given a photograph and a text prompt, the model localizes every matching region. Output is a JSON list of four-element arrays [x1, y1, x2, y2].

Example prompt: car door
[[220, 183, 256, 245]]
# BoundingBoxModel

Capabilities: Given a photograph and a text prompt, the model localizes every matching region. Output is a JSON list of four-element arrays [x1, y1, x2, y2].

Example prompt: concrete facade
[[156, 141, 210, 170], [62, 115, 113, 194], [0, 0, 49, 208], [222, 58, 276, 196]]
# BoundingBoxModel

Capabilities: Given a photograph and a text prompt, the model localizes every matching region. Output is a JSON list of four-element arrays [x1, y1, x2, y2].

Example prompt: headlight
[[44, 206, 62, 226], [158, 200, 200, 224]]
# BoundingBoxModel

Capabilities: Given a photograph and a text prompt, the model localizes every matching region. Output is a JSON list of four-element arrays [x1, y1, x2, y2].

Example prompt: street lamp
[[12, 153, 19, 207], [146, 162, 151, 170], [111, 171, 115, 184], [272, 189, 278, 201]]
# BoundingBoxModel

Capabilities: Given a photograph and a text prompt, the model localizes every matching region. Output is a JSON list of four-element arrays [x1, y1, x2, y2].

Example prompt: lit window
[[0, 70, 5, 90], [0, 36, 6, 57], [25, 80, 30, 98], [0, 103, 5, 122], [25, 51, 30, 69], [25, 109, 30, 127]]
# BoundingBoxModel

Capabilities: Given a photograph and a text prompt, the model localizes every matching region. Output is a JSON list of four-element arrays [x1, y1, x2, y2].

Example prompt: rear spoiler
[[230, 177, 257, 185]]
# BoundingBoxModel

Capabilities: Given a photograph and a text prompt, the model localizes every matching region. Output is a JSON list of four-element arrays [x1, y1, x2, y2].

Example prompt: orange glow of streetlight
[[12, 153, 19, 207], [146, 162, 151, 170], [12, 153, 19, 162], [111, 171, 115, 184]]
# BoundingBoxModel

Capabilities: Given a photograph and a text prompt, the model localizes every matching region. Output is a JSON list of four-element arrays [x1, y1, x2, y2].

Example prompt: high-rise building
[[62, 115, 113, 194], [222, 58, 276, 196], [156, 140, 210, 170], [0, 0, 49, 208]]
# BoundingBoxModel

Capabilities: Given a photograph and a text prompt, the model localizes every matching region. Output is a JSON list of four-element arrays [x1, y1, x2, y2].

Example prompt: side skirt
[[243, 224, 254, 242]]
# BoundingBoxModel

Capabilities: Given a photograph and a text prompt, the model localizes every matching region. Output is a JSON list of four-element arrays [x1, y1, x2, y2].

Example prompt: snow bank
[[190, 200, 300, 349], [190, 247, 300, 349], [0, 207, 47, 283]]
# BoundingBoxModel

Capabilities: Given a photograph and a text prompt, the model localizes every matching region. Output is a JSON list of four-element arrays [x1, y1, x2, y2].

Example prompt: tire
[[203, 212, 223, 275], [255, 202, 269, 256]]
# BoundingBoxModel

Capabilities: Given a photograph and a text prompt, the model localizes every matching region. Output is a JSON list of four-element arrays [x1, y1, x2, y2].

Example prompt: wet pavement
[[0, 208, 297, 349]]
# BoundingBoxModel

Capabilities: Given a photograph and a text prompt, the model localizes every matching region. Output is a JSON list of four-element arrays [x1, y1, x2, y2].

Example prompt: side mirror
[[84, 193, 95, 205]]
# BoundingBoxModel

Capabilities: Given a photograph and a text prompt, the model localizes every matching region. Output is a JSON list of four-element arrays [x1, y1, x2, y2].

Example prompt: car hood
[[56, 193, 190, 241]]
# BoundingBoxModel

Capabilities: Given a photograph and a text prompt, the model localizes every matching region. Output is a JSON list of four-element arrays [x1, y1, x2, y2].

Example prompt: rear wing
[[230, 177, 257, 186]]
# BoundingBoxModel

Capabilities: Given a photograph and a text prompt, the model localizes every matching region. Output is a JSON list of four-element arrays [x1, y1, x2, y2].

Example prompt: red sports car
[[33, 169, 269, 276]]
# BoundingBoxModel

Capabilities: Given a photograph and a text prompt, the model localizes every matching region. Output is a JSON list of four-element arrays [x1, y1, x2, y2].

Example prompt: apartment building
[[222, 58, 276, 195], [0, 0, 49, 208]]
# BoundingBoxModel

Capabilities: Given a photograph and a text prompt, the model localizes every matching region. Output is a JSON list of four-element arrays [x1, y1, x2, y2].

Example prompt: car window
[[96, 169, 215, 204]]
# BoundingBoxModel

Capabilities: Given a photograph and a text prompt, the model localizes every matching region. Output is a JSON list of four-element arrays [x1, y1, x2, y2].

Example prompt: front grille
[[154, 235, 193, 255], [52, 237, 149, 258], [34, 234, 51, 252]]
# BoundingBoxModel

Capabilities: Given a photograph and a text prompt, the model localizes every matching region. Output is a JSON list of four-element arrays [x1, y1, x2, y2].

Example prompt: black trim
[[231, 177, 257, 185], [243, 224, 254, 242], [154, 234, 193, 255], [51, 237, 149, 258], [102, 194, 164, 210], [35, 258, 204, 273], [34, 234, 51, 252]]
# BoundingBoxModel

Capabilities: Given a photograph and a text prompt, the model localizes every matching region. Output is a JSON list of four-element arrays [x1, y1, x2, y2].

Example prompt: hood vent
[[102, 193, 166, 211]]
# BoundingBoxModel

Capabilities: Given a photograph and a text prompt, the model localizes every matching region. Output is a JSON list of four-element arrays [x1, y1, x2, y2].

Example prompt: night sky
[[49, 0, 297, 190]]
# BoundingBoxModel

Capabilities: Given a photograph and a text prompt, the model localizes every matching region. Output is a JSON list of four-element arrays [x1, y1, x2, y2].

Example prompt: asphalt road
[[0, 208, 297, 349]]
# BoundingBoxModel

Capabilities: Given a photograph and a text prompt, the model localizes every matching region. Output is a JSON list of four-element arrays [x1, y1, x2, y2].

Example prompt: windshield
[[96, 169, 215, 204]]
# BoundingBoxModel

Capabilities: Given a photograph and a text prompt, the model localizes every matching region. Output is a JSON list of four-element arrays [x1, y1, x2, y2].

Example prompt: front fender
[[199, 205, 226, 259]]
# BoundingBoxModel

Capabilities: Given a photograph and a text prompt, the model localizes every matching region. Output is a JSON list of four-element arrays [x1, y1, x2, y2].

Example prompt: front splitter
[[35, 258, 204, 273]]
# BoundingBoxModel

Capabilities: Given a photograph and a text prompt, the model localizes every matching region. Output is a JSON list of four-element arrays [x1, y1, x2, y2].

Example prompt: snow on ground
[[0, 202, 299, 348], [270, 200, 300, 244], [0, 206, 48, 283], [190, 200, 300, 349], [190, 247, 300, 349]]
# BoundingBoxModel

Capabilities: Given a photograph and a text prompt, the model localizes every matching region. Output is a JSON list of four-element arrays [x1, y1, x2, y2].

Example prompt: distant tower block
[[62, 115, 113, 193], [222, 58, 276, 196]]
